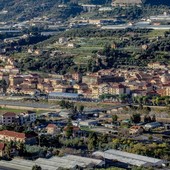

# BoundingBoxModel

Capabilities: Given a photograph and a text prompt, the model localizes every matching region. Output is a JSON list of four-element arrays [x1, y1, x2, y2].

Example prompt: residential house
[[91, 83, 130, 98], [9, 75, 24, 87], [73, 83, 88, 93], [67, 43, 76, 48], [63, 126, 83, 137], [19, 111, 36, 125], [1, 112, 17, 125], [129, 126, 144, 135], [0, 130, 37, 144], [46, 124, 58, 135]]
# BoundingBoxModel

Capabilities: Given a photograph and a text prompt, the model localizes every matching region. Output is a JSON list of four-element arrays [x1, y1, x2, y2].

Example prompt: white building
[[79, 120, 99, 127], [19, 111, 36, 125]]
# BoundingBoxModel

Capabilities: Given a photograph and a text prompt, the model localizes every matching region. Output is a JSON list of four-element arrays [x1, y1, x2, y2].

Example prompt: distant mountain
[[112, 0, 170, 6], [0, 0, 111, 22], [0, 0, 169, 22]]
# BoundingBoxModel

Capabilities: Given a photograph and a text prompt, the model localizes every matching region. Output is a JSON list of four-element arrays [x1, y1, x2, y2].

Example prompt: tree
[[78, 105, 84, 113], [144, 114, 152, 123], [32, 165, 42, 170], [65, 119, 73, 138], [5, 142, 12, 159], [151, 115, 156, 122], [88, 132, 98, 151], [0, 79, 8, 93], [112, 114, 118, 124], [131, 114, 141, 124], [16, 142, 26, 156]]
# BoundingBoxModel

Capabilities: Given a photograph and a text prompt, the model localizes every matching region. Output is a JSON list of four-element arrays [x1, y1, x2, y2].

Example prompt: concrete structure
[[19, 111, 36, 124], [93, 149, 166, 167], [1, 112, 17, 125]]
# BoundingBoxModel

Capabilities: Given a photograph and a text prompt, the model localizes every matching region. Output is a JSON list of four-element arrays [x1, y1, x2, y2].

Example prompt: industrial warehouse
[[93, 149, 167, 168], [0, 155, 104, 170]]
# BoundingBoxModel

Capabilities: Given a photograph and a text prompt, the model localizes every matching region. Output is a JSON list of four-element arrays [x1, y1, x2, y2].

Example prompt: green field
[[0, 107, 48, 115]]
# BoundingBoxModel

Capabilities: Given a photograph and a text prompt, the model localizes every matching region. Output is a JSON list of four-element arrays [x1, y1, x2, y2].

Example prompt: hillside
[[113, 0, 170, 6], [0, 0, 170, 22], [0, 0, 112, 22]]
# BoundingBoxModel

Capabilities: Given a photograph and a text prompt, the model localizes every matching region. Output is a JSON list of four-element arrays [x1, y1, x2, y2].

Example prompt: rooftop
[[0, 155, 104, 170], [93, 149, 165, 167], [2, 112, 16, 117], [48, 92, 82, 98]]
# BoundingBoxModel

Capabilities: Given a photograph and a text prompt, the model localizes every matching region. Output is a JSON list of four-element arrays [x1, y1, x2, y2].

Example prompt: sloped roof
[[47, 124, 57, 128], [0, 130, 32, 139], [113, 0, 142, 4], [3, 112, 16, 117]]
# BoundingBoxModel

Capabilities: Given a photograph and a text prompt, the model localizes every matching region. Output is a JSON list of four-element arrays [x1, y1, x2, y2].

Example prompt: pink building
[[1, 112, 17, 125]]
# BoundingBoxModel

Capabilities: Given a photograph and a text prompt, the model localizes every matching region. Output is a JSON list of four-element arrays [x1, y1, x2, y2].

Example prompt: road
[[0, 166, 17, 170], [0, 100, 60, 111], [0, 100, 53, 108]]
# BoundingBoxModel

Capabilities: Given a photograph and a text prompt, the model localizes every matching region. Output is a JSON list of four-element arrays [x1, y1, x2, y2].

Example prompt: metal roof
[[93, 149, 164, 167], [48, 92, 80, 98], [63, 155, 104, 167], [0, 155, 103, 170]]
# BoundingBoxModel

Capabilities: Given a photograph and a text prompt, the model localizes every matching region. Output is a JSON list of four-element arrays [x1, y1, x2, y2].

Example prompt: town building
[[19, 111, 36, 125], [1, 112, 17, 125], [46, 124, 58, 135], [129, 126, 144, 135], [0, 130, 37, 144]]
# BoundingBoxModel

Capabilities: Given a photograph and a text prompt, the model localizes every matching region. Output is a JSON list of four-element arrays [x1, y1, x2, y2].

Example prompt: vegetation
[[32, 165, 42, 170], [112, 138, 169, 160]]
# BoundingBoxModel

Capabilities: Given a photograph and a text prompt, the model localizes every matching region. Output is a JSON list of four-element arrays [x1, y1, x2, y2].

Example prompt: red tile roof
[[63, 126, 80, 131], [0, 130, 26, 139], [47, 124, 57, 128], [3, 112, 16, 117]]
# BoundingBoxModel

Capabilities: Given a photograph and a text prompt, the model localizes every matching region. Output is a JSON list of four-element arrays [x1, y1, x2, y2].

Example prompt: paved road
[[0, 100, 53, 108], [0, 166, 17, 170]]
